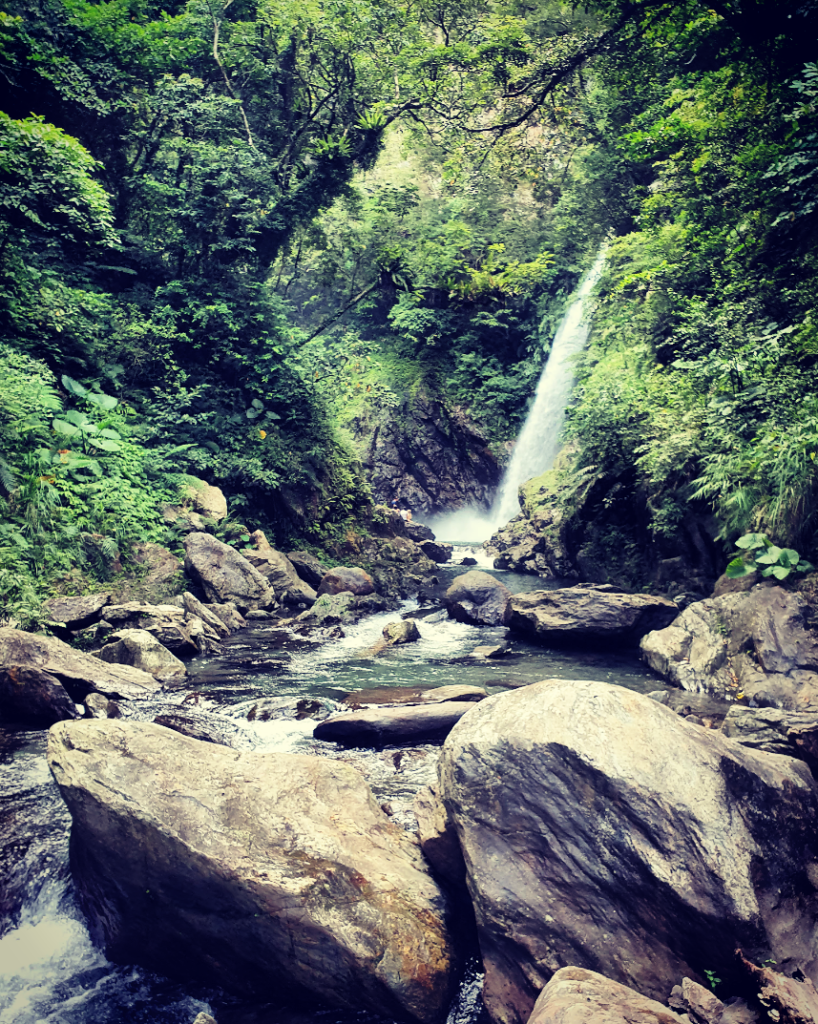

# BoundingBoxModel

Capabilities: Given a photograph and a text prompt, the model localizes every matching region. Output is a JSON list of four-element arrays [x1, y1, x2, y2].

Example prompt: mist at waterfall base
[[428, 250, 606, 546]]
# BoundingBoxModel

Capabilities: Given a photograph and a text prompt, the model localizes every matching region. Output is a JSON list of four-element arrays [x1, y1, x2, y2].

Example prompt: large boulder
[[437, 678, 818, 1024], [42, 593, 111, 631], [0, 628, 160, 723], [444, 571, 512, 627], [529, 967, 684, 1024], [640, 585, 818, 710], [317, 567, 376, 597], [48, 720, 455, 1023], [246, 531, 317, 605], [419, 540, 452, 563], [508, 584, 678, 646], [183, 533, 275, 612], [97, 629, 187, 678]]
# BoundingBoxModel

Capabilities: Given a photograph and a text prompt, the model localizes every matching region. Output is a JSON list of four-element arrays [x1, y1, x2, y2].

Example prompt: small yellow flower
[[259, 429, 267, 439]]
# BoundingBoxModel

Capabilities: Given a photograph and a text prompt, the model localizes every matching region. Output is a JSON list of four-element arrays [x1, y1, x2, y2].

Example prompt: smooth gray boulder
[[183, 533, 275, 611], [314, 701, 475, 746], [181, 478, 228, 521], [97, 628, 187, 678], [529, 967, 684, 1024], [437, 678, 818, 1024], [640, 586, 818, 710], [445, 570, 511, 627], [0, 627, 160, 724], [247, 531, 317, 605], [317, 567, 376, 597], [509, 584, 678, 646], [42, 593, 111, 631], [48, 721, 455, 1023]]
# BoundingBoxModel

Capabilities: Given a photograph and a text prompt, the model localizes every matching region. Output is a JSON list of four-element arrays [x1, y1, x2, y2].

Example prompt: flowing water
[[0, 561, 684, 1024], [429, 250, 607, 546]]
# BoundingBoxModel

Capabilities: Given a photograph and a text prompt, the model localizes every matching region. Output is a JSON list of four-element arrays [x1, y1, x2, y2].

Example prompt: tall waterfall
[[428, 248, 606, 544]]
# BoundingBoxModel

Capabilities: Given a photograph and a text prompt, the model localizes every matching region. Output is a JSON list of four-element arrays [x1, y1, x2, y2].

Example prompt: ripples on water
[[0, 566, 671, 1023]]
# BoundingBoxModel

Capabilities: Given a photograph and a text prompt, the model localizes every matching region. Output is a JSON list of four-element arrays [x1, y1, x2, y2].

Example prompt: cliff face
[[347, 390, 502, 515]]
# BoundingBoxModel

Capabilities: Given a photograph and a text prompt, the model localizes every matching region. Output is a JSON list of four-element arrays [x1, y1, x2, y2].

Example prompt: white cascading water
[[429, 248, 606, 545]]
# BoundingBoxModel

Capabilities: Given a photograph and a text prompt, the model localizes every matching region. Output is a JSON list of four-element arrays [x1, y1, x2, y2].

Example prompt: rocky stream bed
[[2, 522, 818, 1024]]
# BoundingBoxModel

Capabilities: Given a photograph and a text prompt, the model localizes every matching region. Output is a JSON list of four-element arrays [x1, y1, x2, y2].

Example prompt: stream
[[0, 556, 683, 1024]]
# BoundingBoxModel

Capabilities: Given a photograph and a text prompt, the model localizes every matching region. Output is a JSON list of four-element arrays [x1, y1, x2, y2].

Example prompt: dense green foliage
[[1, 0, 816, 613]]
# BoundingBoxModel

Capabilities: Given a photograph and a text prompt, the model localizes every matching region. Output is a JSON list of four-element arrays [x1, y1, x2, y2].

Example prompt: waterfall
[[428, 248, 606, 544]]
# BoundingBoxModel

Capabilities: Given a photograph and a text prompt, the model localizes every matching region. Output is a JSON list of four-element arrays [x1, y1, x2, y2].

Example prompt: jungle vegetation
[[0, 0, 816, 620]]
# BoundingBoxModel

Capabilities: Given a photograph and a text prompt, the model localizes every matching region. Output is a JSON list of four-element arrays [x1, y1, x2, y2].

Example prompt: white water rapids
[[429, 249, 607, 545]]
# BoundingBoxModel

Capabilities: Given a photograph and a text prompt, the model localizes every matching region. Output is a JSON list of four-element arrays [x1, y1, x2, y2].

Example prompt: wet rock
[[97, 628, 187, 678], [445, 571, 512, 627], [509, 584, 678, 646], [0, 628, 160, 724], [48, 720, 456, 1023], [437, 678, 818, 1024], [314, 702, 476, 746], [247, 531, 317, 606], [530, 967, 685, 1024], [183, 533, 275, 612], [185, 615, 222, 656], [383, 620, 421, 645], [640, 586, 818, 710], [350, 390, 502, 516], [317, 566, 376, 597], [287, 550, 328, 588], [471, 644, 510, 659], [418, 540, 452, 563], [342, 684, 486, 708], [721, 706, 818, 771], [414, 783, 465, 886], [235, 696, 344, 722], [150, 710, 257, 749], [42, 593, 111, 631]]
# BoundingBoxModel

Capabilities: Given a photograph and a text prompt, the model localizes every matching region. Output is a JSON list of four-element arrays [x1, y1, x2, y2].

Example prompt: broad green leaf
[[779, 548, 800, 567], [735, 532, 768, 550], [770, 565, 791, 580], [86, 392, 118, 411], [62, 409, 87, 427], [52, 418, 80, 436], [98, 428, 121, 440], [755, 546, 782, 565], [725, 556, 755, 578], [86, 436, 121, 451], [61, 375, 87, 398]]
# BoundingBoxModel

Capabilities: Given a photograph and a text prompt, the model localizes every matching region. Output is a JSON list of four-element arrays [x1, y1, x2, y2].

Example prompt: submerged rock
[[445, 571, 511, 627], [48, 720, 455, 1023], [437, 678, 818, 1024], [508, 583, 678, 646], [640, 585, 818, 710]]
